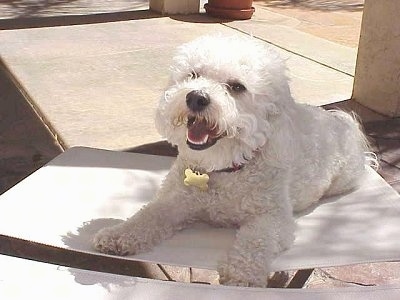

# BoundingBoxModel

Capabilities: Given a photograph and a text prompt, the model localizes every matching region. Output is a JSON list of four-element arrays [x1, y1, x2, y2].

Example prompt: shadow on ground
[[0, 9, 164, 30], [0, 61, 62, 194], [0, 0, 148, 18]]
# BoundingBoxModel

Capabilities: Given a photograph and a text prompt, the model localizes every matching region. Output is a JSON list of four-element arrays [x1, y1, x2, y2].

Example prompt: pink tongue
[[187, 120, 209, 143]]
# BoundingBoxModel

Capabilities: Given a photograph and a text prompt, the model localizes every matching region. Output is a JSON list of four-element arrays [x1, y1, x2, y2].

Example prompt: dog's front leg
[[93, 190, 198, 256], [218, 210, 295, 287]]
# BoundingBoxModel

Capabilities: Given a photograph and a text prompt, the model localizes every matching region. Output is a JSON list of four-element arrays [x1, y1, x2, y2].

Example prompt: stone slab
[[306, 262, 400, 288]]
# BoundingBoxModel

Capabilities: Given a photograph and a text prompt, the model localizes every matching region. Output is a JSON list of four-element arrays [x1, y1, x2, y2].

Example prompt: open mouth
[[186, 116, 223, 150]]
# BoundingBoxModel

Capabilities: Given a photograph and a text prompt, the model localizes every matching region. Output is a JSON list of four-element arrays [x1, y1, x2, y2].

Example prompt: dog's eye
[[228, 81, 246, 93], [189, 71, 199, 79]]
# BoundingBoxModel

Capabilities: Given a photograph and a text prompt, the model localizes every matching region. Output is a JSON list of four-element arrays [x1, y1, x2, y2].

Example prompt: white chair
[[1, 147, 400, 299]]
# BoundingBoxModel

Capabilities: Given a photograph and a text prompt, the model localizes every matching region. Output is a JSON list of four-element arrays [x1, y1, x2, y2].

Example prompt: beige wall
[[353, 0, 400, 117]]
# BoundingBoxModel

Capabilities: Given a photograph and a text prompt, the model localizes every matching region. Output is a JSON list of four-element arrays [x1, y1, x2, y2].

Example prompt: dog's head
[[155, 34, 293, 171]]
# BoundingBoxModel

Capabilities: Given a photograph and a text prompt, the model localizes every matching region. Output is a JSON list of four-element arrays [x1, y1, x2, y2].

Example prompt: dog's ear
[[265, 102, 281, 118], [263, 106, 295, 167]]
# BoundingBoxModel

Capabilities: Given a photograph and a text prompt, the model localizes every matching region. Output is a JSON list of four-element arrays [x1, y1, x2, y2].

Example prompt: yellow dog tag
[[184, 168, 209, 191]]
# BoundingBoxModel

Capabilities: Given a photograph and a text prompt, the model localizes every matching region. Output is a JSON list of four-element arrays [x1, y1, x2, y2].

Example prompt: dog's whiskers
[[172, 113, 187, 127]]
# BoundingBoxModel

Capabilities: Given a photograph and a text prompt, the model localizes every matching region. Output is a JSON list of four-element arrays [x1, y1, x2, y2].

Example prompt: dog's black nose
[[186, 90, 210, 112]]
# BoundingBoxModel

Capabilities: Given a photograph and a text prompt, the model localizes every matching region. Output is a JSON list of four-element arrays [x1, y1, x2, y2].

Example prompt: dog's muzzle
[[184, 90, 225, 151]]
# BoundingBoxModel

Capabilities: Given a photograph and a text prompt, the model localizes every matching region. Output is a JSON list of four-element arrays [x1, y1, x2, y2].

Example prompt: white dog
[[93, 34, 369, 287]]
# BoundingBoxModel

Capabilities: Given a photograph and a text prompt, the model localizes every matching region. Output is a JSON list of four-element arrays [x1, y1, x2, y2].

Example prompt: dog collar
[[214, 164, 243, 173], [183, 164, 243, 191]]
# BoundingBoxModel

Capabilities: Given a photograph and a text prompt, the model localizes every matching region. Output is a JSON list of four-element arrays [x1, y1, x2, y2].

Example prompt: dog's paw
[[218, 262, 268, 287], [92, 226, 143, 256], [218, 262, 249, 287]]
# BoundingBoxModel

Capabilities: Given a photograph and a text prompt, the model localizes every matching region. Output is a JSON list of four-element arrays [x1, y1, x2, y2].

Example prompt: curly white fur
[[93, 34, 368, 287]]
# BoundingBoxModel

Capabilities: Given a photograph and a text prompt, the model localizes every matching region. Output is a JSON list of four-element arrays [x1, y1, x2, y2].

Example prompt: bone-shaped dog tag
[[184, 168, 209, 191]]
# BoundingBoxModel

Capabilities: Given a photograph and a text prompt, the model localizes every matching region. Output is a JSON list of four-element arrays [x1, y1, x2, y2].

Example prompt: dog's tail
[[349, 111, 379, 170], [365, 151, 379, 170]]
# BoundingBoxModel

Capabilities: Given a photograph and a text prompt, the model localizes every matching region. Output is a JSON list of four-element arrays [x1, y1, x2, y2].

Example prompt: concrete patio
[[1, 0, 399, 290]]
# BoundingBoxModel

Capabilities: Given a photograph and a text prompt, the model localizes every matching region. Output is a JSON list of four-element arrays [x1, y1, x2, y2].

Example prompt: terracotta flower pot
[[204, 0, 255, 20]]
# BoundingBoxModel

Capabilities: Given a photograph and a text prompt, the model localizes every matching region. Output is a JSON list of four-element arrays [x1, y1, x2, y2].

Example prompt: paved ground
[[1, 0, 400, 289], [0, 1, 358, 151]]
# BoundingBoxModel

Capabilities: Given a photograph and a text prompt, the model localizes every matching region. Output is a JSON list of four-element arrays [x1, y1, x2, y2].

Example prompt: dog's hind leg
[[324, 110, 370, 197]]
